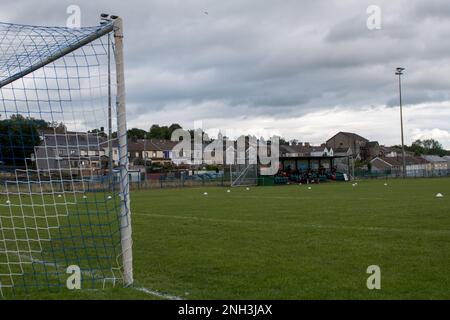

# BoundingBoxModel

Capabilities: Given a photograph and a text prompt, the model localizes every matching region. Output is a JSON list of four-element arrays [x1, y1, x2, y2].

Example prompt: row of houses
[[32, 133, 184, 176], [29, 130, 450, 177], [324, 131, 450, 175], [31, 132, 264, 176], [371, 155, 450, 176]]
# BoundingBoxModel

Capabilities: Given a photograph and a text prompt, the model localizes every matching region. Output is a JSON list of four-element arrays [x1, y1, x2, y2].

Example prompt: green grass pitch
[[5, 178, 450, 299]]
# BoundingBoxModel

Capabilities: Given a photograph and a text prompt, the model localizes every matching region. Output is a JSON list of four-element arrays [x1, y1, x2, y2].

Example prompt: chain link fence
[[355, 169, 450, 179]]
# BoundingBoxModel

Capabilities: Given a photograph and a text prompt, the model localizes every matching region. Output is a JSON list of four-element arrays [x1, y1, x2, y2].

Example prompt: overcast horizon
[[2, 0, 450, 147]]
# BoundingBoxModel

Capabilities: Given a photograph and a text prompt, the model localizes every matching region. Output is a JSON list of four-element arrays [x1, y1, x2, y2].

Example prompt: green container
[[258, 175, 274, 186]]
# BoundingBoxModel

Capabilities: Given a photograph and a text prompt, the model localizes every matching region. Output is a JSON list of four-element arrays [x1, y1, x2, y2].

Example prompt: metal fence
[[129, 172, 227, 190], [355, 169, 450, 179], [0, 172, 228, 194]]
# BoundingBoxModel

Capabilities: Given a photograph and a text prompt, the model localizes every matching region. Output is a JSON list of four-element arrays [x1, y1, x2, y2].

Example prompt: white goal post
[[114, 17, 133, 287]]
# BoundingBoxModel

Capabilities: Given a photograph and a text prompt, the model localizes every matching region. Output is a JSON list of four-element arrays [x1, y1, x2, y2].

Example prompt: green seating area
[[258, 171, 349, 187], [274, 176, 289, 185]]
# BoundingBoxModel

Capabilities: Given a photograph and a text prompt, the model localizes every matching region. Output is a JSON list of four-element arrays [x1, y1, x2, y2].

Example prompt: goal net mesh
[[230, 147, 258, 187], [0, 20, 131, 296]]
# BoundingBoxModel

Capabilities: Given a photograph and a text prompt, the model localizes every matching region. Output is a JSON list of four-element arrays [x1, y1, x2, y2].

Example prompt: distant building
[[34, 132, 108, 177], [378, 146, 414, 158], [421, 155, 448, 172], [370, 156, 430, 176], [279, 143, 335, 171], [444, 156, 450, 168], [106, 139, 179, 168], [326, 132, 378, 160]]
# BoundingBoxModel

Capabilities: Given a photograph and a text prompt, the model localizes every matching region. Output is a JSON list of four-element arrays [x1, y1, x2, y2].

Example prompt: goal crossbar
[[0, 23, 114, 89]]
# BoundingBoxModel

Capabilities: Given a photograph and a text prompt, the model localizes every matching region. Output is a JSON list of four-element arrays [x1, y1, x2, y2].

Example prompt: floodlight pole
[[113, 16, 133, 287], [396, 67, 407, 178], [144, 138, 147, 186]]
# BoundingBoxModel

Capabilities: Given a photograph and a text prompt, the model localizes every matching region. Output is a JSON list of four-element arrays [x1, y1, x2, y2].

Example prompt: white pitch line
[[227, 195, 386, 201], [133, 287, 184, 300], [134, 212, 450, 236]]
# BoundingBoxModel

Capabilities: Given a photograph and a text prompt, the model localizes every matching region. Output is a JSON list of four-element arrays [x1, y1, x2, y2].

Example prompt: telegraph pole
[[396, 67, 407, 178]]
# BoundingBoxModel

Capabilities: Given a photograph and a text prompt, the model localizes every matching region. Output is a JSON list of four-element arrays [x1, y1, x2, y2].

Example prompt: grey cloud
[[2, 0, 450, 146]]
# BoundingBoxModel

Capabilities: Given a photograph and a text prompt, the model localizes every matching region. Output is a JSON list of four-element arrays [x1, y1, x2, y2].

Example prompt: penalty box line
[[134, 212, 450, 236]]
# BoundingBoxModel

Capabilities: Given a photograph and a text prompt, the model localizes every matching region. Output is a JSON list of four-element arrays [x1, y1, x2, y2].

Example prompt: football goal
[[230, 147, 259, 187], [0, 16, 132, 296]]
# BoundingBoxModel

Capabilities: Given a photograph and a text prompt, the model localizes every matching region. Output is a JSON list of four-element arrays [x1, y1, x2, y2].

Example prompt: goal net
[[0, 17, 132, 296], [230, 147, 258, 187]]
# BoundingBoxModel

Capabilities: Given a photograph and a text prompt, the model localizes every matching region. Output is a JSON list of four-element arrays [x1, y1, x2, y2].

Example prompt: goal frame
[[0, 16, 133, 289]]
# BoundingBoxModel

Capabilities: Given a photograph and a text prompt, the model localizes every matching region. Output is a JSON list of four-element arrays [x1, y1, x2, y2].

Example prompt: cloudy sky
[[2, 0, 450, 147]]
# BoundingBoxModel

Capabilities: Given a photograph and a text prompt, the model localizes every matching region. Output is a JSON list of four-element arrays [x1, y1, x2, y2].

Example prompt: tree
[[148, 124, 162, 139], [148, 123, 183, 139], [0, 114, 48, 166], [49, 121, 67, 133], [127, 128, 147, 140], [403, 139, 447, 156], [188, 128, 211, 142], [88, 128, 107, 138], [168, 123, 182, 139]]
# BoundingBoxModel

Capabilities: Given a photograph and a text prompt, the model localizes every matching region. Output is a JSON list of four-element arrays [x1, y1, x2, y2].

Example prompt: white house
[[421, 155, 448, 172]]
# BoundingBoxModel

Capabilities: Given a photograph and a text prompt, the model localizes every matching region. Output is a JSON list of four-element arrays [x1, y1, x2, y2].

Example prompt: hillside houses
[[34, 132, 108, 177], [370, 156, 430, 176], [27, 129, 450, 178], [326, 132, 379, 161], [421, 155, 448, 171]]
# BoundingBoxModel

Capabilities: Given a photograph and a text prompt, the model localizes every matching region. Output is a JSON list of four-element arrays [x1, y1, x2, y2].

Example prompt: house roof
[[372, 156, 429, 167], [142, 139, 175, 151], [327, 132, 369, 143], [280, 144, 331, 157], [39, 132, 107, 149], [422, 155, 448, 163], [121, 139, 179, 152], [379, 145, 396, 153], [310, 146, 328, 152]]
